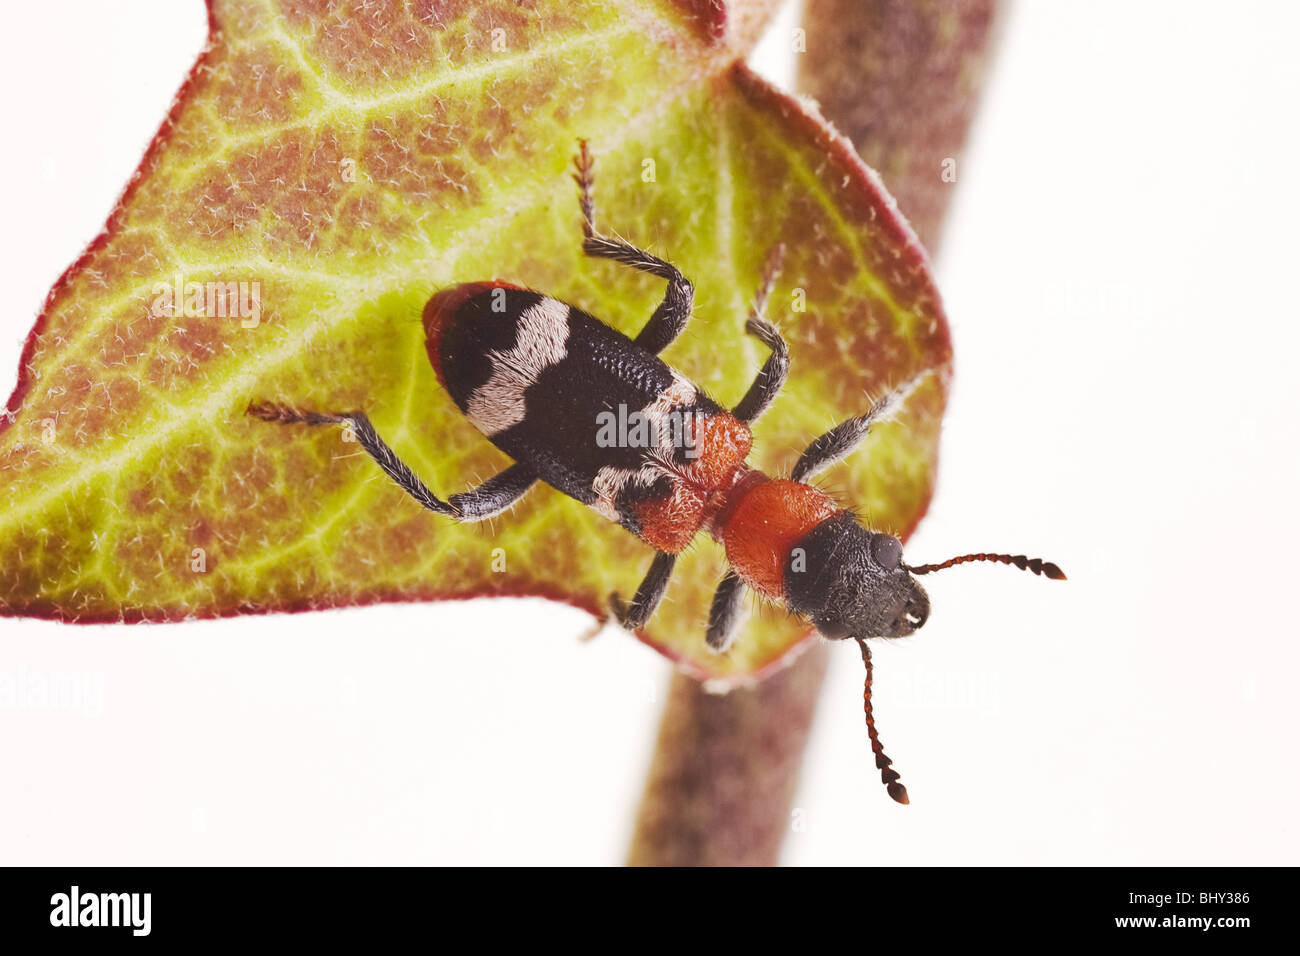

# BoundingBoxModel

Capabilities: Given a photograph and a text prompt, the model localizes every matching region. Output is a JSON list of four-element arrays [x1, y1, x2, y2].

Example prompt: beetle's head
[[784, 512, 930, 641], [783, 510, 1066, 805], [783, 511, 1068, 642]]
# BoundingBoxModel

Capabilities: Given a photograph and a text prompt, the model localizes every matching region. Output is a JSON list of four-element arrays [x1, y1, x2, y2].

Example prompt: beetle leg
[[609, 550, 677, 630], [732, 245, 790, 424], [447, 462, 537, 520], [705, 570, 748, 653], [790, 388, 910, 483], [573, 140, 694, 355], [247, 402, 534, 521]]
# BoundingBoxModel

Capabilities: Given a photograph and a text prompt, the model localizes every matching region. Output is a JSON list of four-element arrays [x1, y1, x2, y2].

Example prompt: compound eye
[[871, 535, 903, 570]]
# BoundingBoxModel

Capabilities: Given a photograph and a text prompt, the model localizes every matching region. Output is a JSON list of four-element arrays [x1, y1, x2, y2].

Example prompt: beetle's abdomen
[[424, 283, 751, 553]]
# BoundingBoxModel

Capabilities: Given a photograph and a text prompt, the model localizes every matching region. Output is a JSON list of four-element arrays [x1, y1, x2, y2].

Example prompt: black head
[[783, 512, 930, 641]]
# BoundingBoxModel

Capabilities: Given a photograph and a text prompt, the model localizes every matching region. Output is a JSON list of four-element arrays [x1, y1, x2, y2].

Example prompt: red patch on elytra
[[635, 484, 707, 553], [634, 412, 753, 554], [421, 281, 524, 386]]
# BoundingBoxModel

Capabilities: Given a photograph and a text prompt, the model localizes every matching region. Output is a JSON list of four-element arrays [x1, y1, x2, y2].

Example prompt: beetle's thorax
[[704, 466, 767, 537], [710, 471, 841, 600]]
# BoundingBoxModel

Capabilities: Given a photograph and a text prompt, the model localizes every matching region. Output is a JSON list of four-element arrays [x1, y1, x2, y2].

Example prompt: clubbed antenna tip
[[906, 552, 1066, 580], [858, 639, 908, 806]]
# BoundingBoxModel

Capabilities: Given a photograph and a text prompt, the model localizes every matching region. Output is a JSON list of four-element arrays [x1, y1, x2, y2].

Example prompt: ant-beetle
[[250, 141, 1064, 804]]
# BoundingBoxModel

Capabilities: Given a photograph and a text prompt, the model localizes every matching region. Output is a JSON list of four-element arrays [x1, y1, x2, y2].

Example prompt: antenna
[[857, 639, 908, 805], [906, 552, 1066, 580]]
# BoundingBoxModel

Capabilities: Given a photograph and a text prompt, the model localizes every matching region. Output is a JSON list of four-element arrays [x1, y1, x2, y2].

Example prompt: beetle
[[249, 141, 1064, 804]]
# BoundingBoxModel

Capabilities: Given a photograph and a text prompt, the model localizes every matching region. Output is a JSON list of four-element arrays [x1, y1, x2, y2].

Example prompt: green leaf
[[0, 0, 950, 683]]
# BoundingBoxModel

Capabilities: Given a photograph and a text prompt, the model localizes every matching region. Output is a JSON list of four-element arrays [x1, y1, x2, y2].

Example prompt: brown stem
[[626, 0, 1005, 867], [798, 0, 1004, 253], [627, 644, 829, 866]]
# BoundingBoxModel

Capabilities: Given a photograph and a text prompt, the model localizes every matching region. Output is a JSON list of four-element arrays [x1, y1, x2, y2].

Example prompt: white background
[[1, 1, 1297, 865]]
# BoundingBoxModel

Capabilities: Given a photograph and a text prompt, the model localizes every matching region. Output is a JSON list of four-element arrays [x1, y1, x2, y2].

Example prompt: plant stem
[[627, 646, 829, 866], [798, 0, 1004, 254]]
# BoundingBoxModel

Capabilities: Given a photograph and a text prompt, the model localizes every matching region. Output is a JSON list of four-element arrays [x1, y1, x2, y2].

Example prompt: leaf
[[0, 0, 950, 684]]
